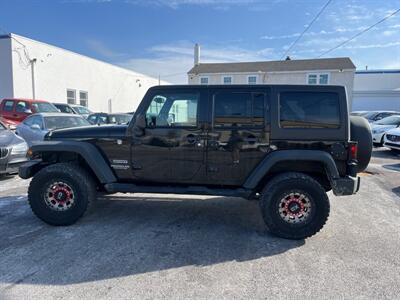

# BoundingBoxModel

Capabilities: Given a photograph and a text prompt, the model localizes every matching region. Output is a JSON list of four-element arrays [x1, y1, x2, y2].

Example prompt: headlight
[[11, 141, 28, 155]]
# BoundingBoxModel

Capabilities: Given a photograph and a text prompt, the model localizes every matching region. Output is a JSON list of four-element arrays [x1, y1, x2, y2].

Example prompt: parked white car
[[384, 127, 400, 153], [371, 115, 400, 146]]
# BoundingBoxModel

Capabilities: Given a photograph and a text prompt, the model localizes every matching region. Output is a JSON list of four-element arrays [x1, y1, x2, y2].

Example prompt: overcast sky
[[1, 0, 399, 83]]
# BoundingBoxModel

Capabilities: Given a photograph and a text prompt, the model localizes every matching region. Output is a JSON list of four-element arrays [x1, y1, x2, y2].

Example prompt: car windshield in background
[[32, 102, 59, 113], [375, 116, 400, 125], [45, 116, 90, 130], [74, 106, 91, 114], [363, 112, 377, 119], [110, 114, 132, 124]]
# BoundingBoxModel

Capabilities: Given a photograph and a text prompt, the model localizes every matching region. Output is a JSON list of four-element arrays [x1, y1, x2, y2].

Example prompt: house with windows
[[0, 33, 166, 113], [187, 45, 356, 107]]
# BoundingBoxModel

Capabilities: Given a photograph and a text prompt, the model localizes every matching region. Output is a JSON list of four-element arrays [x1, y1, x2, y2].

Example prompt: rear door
[[205, 87, 270, 186]]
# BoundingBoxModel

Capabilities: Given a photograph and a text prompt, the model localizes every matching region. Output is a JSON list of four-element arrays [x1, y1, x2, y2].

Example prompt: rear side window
[[3, 100, 14, 112], [279, 92, 340, 129], [213, 92, 266, 127]]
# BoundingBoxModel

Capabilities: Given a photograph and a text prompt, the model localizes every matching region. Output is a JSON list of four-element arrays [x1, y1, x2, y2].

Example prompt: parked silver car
[[0, 120, 28, 176], [16, 113, 91, 146]]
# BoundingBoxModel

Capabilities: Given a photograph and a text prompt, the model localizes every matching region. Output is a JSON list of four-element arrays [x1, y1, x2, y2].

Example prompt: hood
[[386, 127, 400, 135], [0, 129, 25, 146], [46, 124, 128, 140], [371, 124, 396, 131]]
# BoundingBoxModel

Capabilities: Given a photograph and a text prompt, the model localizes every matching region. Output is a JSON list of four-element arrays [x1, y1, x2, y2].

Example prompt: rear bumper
[[331, 175, 360, 196]]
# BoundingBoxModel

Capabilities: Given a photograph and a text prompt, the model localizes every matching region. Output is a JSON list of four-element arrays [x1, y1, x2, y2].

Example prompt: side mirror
[[135, 114, 146, 129], [133, 114, 146, 136], [31, 124, 41, 130]]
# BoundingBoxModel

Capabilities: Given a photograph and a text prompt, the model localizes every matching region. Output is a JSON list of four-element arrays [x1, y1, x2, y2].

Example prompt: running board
[[104, 183, 252, 198]]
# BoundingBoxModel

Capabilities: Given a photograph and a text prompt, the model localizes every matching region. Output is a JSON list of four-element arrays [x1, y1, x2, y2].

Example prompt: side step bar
[[104, 183, 253, 199]]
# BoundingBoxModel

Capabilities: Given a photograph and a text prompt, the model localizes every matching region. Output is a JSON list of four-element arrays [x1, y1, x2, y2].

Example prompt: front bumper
[[384, 142, 400, 150], [331, 175, 360, 196], [372, 132, 385, 144], [0, 159, 27, 175]]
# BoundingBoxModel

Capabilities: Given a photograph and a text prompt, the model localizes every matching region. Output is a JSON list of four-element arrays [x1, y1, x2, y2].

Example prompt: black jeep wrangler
[[20, 85, 372, 239]]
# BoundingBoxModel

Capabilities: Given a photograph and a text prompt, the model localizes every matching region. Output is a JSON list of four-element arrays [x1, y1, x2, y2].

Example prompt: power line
[[281, 0, 333, 59], [317, 7, 400, 58]]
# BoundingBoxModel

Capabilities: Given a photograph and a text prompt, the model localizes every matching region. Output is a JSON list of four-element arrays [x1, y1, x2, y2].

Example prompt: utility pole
[[158, 74, 161, 85], [30, 58, 37, 99]]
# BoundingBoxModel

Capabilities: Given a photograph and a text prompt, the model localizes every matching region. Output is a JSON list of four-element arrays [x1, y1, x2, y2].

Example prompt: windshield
[[74, 106, 91, 114], [375, 116, 400, 125], [363, 112, 377, 119], [0, 122, 6, 130], [32, 102, 59, 113], [45, 116, 90, 130], [109, 114, 132, 124]]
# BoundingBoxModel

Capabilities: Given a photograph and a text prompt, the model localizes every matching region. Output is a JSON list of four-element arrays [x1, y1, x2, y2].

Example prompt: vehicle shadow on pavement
[[0, 195, 304, 286]]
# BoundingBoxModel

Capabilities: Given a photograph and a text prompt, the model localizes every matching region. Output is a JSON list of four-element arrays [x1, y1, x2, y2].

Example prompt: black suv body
[[19, 85, 371, 239]]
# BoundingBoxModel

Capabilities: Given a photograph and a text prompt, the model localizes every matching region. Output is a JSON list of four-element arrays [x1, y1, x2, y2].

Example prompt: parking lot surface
[[1, 149, 400, 299]]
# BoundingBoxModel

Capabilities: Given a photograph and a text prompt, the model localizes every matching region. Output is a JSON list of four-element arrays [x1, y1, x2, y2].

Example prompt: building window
[[67, 89, 76, 104], [248, 75, 257, 84], [200, 77, 209, 85], [223, 76, 232, 84], [307, 73, 329, 85], [79, 91, 88, 107]]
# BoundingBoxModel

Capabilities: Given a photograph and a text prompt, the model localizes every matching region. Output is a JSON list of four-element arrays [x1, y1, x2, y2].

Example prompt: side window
[[213, 91, 265, 127], [88, 115, 97, 124], [3, 100, 14, 112], [279, 92, 340, 129], [24, 116, 42, 129], [15, 101, 28, 113], [145, 92, 199, 128]]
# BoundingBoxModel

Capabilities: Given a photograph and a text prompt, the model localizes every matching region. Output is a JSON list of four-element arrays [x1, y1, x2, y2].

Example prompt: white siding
[[3, 34, 167, 113], [189, 70, 355, 108], [0, 37, 14, 99]]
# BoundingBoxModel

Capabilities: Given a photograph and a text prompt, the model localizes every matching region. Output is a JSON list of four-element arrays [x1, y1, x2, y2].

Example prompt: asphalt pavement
[[0, 148, 399, 299]]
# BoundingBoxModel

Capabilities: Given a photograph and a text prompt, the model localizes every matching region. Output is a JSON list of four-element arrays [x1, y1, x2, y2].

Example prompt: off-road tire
[[260, 172, 330, 240], [28, 163, 96, 226]]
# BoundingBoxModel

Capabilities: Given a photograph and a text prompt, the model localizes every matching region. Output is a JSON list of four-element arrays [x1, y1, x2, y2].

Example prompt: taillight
[[349, 143, 358, 160]]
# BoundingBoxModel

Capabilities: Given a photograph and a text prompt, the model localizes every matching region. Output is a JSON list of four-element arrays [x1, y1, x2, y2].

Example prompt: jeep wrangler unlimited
[[19, 85, 372, 239]]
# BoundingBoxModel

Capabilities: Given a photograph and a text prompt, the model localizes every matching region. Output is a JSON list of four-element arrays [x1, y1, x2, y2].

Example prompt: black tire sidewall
[[29, 165, 91, 225], [261, 175, 329, 239]]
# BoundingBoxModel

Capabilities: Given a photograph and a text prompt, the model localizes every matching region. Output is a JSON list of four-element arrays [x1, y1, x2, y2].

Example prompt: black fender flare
[[243, 150, 340, 190], [22, 141, 117, 183]]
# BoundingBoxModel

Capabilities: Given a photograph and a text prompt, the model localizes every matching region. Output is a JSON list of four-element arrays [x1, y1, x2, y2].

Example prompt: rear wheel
[[28, 163, 96, 226], [260, 172, 330, 240]]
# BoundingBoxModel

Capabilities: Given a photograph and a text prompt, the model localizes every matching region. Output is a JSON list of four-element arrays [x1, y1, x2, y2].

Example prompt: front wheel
[[28, 163, 96, 226], [260, 172, 330, 240]]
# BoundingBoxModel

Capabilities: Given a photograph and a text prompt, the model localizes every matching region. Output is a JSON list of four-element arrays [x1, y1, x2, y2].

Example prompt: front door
[[131, 88, 208, 184], [206, 88, 270, 186]]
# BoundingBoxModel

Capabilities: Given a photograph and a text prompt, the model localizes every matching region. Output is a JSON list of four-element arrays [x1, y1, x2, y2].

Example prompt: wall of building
[[189, 69, 355, 107], [352, 71, 400, 111], [0, 37, 14, 99], [5, 34, 166, 113]]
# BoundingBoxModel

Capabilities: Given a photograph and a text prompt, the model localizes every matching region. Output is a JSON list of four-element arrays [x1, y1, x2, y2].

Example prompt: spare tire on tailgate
[[350, 116, 372, 173]]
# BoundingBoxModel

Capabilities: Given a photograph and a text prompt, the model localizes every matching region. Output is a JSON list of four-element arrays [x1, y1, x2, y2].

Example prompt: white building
[[353, 70, 400, 111], [188, 45, 356, 107], [0, 33, 167, 113]]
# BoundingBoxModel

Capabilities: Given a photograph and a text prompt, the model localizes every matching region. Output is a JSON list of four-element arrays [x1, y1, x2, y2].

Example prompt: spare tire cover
[[350, 116, 372, 173]]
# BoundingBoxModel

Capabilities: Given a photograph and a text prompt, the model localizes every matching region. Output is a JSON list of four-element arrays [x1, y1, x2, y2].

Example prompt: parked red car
[[0, 98, 59, 126]]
